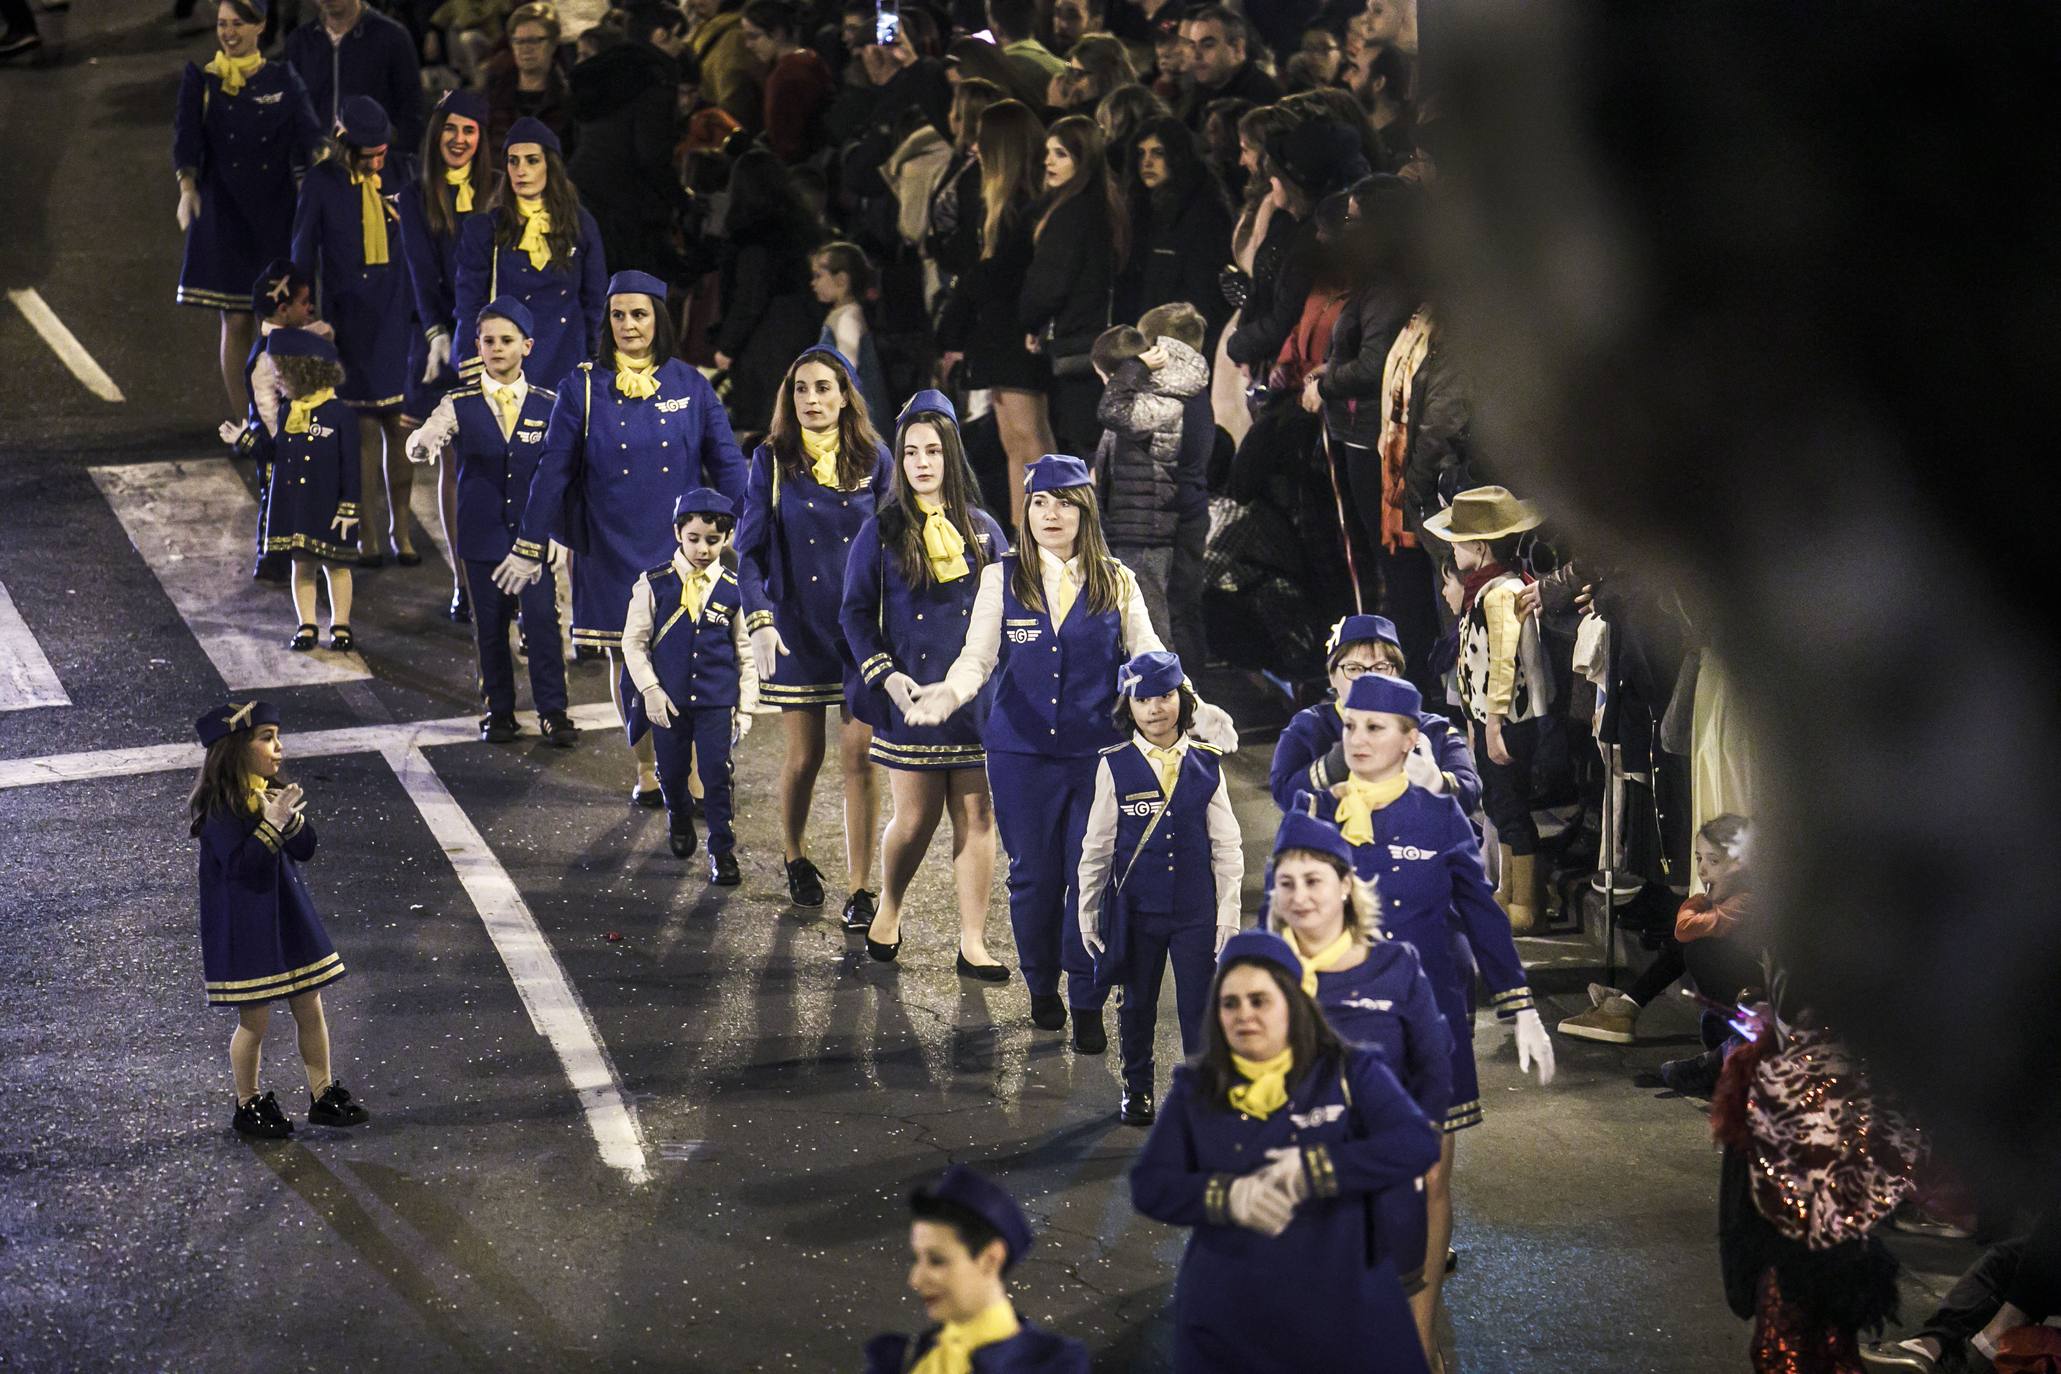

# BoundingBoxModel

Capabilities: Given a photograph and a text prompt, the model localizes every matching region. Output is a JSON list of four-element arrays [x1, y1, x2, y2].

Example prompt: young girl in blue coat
[[736, 346, 893, 919], [173, 0, 322, 419], [261, 329, 360, 652], [189, 700, 369, 1139], [838, 390, 1010, 976], [1129, 929, 1441, 1374]]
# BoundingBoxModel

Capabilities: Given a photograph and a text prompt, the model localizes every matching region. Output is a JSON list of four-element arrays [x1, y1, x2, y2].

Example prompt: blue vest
[[448, 383, 557, 562], [646, 562, 743, 708], [1104, 741, 1222, 915], [985, 555, 1126, 758]]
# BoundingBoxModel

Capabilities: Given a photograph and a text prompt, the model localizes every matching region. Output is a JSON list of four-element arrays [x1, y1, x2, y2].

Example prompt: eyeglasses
[[1335, 661, 1382, 678]]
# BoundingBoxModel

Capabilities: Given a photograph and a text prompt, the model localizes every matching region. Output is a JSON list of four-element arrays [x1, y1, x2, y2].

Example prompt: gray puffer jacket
[[1094, 338, 1209, 550]]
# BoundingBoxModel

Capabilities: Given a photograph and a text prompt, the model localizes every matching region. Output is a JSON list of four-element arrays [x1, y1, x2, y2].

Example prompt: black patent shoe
[[842, 888, 877, 932], [955, 951, 1010, 983], [287, 623, 318, 652], [233, 1091, 294, 1139], [540, 710, 579, 748], [668, 816, 699, 858], [1119, 1087, 1156, 1126], [709, 850, 740, 886], [328, 625, 354, 653], [481, 713, 519, 744], [448, 586, 471, 623], [355, 551, 385, 569], [394, 549, 423, 568], [866, 927, 901, 962], [309, 1081, 369, 1127], [785, 857, 825, 908], [1029, 994, 1067, 1031], [1071, 1009, 1107, 1055], [631, 783, 665, 808]]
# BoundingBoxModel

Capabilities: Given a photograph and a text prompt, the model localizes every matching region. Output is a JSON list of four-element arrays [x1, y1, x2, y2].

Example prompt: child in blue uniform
[[452, 117, 608, 392], [221, 260, 321, 584], [620, 489, 759, 885], [906, 455, 1237, 1053], [173, 0, 322, 419], [838, 390, 1011, 976], [864, 1165, 1091, 1374], [261, 329, 360, 652], [404, 297, 577, 746], [1129, 930, 1441, 1374], [736, 345, 893, 918], [1076, 650, 1243, 1126], [1269, 613, 1480, 816], [188, 700, 370, 1139], [291, 95, 420, 567]]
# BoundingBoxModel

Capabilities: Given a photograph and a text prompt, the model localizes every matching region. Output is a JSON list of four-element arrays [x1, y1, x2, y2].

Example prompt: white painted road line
[[0, 580, 70, 712], [7, 288, 125, 403], [89, 459, 372, 690], [383, 742, 651, 1186]]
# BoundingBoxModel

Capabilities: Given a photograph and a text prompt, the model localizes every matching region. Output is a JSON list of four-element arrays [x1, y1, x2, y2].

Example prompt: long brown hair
[[881, 409, 992, 589], [489, 144, 581, 265], [187, 732, 267, 837], [976, 100, 1046, 261], [766, 349, 883, 489], [1009, 483, 1124, 618], [1035, 114, 1129, 268], [1189, 956, 1345, 1111], [418, 100, 496, 242], [949, 77, 1005, 154]]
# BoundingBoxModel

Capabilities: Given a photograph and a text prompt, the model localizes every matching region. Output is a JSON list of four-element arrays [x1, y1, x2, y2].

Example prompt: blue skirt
[[330, 276, 412, 413], [403, 330, 459, 423], [201, 878, 345, 1006], [759, 598, 847, 709], [177, 171, 296, 312]]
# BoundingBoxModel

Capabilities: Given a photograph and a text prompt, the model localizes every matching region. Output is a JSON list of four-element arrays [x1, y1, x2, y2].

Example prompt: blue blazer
[[1270, 699, 1482, 815], [444, 383, 558, 561], [452, 207, 608, 391]]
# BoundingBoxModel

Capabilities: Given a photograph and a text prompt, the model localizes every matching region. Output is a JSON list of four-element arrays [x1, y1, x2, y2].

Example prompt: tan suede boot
[[1506, 852, 1539, 933], [1493, 842, 1514, 911]]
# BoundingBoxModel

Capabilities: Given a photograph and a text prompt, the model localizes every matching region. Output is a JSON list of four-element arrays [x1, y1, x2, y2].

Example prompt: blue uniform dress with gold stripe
[[197, 805, 346, 1006], [290, 157, 415, 413], [262, 396, 362, 562], [172, 59, 322, 311], [838, 505, 1006, 769], [451, 207, 608, 391], [735, 440, 893, 709]]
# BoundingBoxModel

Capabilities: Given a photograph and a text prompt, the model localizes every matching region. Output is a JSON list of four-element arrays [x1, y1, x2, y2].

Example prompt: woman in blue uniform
[[494, 271, 747, 795], [398, 88, 494, 621], [1269, 613, 1480, 816], [174, 0, 322, 420], [1129, 929, 1441, 1374], [291, 95, 420, 568], [188, 700, 370, 1140], [864, 1165, 1090, 1374], [452, 117, 607, 393], [736, 346, 893, 918], [838, 390, 1011, 975], [905, 455, 1236, 1053]]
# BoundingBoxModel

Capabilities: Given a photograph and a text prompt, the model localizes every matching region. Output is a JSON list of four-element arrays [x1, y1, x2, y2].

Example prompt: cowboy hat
[[1421, 485, 1542, 542]]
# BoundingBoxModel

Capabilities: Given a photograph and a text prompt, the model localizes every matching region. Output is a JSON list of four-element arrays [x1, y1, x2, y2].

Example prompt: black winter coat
[[1318, 281, 1416, 448], [1019, 191, 1119, 361], [714, 221, 823, 430], [567, 43, 690, 277], [1123, 182, 1235, 349], [1225, 210, 1312, 372]]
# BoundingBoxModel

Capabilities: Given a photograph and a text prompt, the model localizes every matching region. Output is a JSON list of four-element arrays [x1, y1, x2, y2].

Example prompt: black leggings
[[1914, 1209, 2061, 1350], [1, 0, 38, 34]]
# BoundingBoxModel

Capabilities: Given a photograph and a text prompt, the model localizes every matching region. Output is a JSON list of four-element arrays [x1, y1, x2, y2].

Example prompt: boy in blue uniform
[[620, 489, 759, 885], [1076, 650, 1243, 1126], [404, 297, 576, 746]]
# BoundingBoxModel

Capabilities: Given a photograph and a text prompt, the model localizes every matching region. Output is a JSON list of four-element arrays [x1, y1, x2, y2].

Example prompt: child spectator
[[810, 240, 893, 428], [261, 330, 360, 654], [1138, 301, 1217, 669], [1089, 321, 1206, 638]]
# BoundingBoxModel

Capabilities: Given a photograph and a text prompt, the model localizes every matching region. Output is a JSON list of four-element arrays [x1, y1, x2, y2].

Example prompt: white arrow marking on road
[[0, 580, 70, 712], [7, 288, 125, 403]]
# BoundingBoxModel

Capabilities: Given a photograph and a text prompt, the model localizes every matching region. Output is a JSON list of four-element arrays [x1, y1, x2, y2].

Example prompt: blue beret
[[1024, 454, 1092, 493], [478, 296, 535, 338], [265, 328, 339, 363], [435, 88, 490, 130], [896, 388, 958, 431], [1116, 650, 1183, 700], [797, 345, 859, 385], [250, 258, 309, 320], [606, 270, 668, 302], [503, 115, 562, 155], [1216, 928, 1305, 983], [912, 1166, 1035, 1269], [673, 488, 734, 524], [1273, 801, 1356, 868], [1343, 672, 1422, 718], [336, 95, 391, 148], [195, 699, 280, 746], [1326, 614, 1401, 660]]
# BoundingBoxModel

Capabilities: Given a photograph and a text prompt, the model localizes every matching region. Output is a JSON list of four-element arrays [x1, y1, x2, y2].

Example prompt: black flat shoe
[[232, 1091, 294, 1139], [287, 623, 317, 652], [327, 625, 354, 653], [309, 1081, 369, 1127], [481, 713, 519, 743], [866, 929, 901, 962], [394, 549, 423, 567], [668, 817, 699, 858], [842, 889, 877, 932], [709, 850, 740, 886], [1071, 1009, 1107, 1055], [631, 784, 665, 808], [355, 552, 385, 569], [785, 857, 825, 908], [955, 952, 1010, 983], [448, 586, 471, 623], [1029, 994, 1067, 1031], [1119, 1087, 1155, 1126], [539, 710, 580, 748]]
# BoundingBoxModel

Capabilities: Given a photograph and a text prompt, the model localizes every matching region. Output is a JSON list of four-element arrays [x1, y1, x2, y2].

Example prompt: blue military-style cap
[[912, 1166, 1035, 1270], [502, 115, 562, 155], [797, 344, 859, 384], [895, 387, 958, 431], [673, 488, 734, 524], [250, 258, 310, 320], [606, 269, 668, 302], [478, 296, 535, 337], [1343, 672, 1422, 719], [265, 327, 339, 362], [1116, 650, 1183, 700], [435, 88, 490, 130], [1273, 801, 1356, 868], [1216, 928, 1305, 983], [195, 699, 281, 747], [1024, 454, 1091, 492], [1325, 614, 1401, 660], [336, 95, 391, 149]]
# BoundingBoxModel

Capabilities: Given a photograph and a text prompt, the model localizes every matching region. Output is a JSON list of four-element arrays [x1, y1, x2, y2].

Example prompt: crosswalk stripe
[[6, 288, 125, 403], [0, 579, 70, 712], [89, 459, 371, 690]]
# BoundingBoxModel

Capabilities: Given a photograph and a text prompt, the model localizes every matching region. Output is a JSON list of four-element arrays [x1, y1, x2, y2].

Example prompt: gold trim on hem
[[262, 533, 358, 562], [206, 951, 343, 993], [1443, 1099, 1483, 1133]]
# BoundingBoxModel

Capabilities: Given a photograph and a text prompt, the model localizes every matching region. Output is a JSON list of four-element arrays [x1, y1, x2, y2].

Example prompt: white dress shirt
[[1076, 732, 1244, 941], [938, 545, 1162, 708], [619, 550, 760, 712], [407, 373, 530, 462]]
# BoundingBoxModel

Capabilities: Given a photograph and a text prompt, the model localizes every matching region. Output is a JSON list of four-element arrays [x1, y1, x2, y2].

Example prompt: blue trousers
[[988, 750, 1107, 1009], [653, 706, 735, 852], [464, 558, 567, 716], [1116, 908, 1216, 1095]]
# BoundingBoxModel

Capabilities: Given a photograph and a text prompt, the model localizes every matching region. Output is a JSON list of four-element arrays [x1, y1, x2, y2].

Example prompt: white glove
[[1080, 918, 1104, 958], [749, 625, 787, 681], [1192, 699, 1239, 752], [329, 513, 358, 541], [642, 683, 678, 729], [1261, 1146, 1309, 1206], [259, 782, 303, 830], [901, 681, 957, 728], [176, 184, 202, 231], [1514, 1007, 1556, 1086], [1215, 923, 1239, 954], [492, 551, 543, 596], [404, 428, 434, 465], [422, 332, 452, 383], [732, 709, 752, 744], [1405, 737, 1445, 793], [883, 671, 919, 716], [1226, 1172, 1295, 1237]]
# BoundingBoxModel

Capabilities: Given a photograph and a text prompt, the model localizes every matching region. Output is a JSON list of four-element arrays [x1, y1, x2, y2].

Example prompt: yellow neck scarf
[[915, 495, 968, 582], [205, 50, 265, 97], [1291, 926, 1357, 997], [1047, 557, 1079, 627], [800, 423, 843, 487], [911, 1300, 1020, 1374], [680, 564, 710, 620], [243, 775, 270, 815], [444, 163, 474, 214], [1146, 742, 1182, 796], [285, 387, 335, 434], [615, 355, 659, 399], [350, 165, 391, 266], [1334, 772, 1408, 847], [1228, 1048, 1294, 1121], [514, 195, 552, 270]]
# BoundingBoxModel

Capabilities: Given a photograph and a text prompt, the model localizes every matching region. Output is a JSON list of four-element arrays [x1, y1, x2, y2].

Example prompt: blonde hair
[[976, 100, 1046, 261], [1269, 848, 1383, 941]]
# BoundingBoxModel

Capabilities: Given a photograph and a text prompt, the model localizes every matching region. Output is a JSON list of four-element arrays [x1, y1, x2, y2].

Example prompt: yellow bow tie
[[1049, 561, 1079, 627], [800, 423, 843, 487], [910, 1301, 1021, 1374], [1146, 743, 1182, 796], [1334, 773, 1408, 848], [915, 495, 968, 582], [285, 387, 335, 434], [205, 50, 264, 97], [350, 165, 392, 266], [487, 384, 521, 437], [1292, 927, 1357, 998], [680, 566, 709, 621], [243, 775, 270, 815], [1227, 1048, 1295, 1121], [514, 195, 552, 270], [444, 163, 474, 214], [615, 357, 659, 399]]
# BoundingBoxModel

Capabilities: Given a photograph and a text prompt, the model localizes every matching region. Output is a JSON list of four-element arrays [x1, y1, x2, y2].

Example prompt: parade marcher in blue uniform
[[1268, 614, 1481, 817], [220, 260, 322, 585], [864, 1165, 1091, 1374], [736, 345, 894, 917], [290, 94, 420, 568], [404, 297, 577, 747], [173, 0, 321, 419], [1268, 806, 1453, 1357], [189, 700, 370, 1140], [838, 390, 1012, 976], [261, 328, 359, 652], [398, 88, 494, 622], [452, 117, 608, 392], [1129, 930, 1441, 1374], [620, 489, 760, 885], [493, 270, 747, 798], [284, 0, 424, 153], [1076, 650, 1243, 1125], [905, 455, 1238, 1052]]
